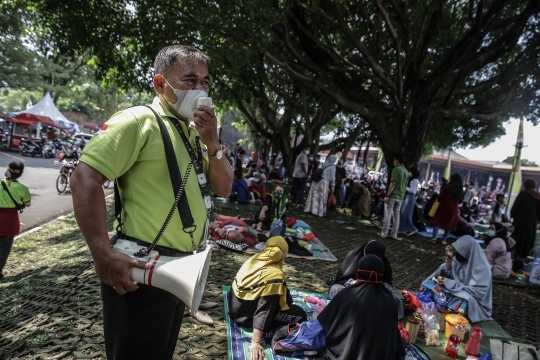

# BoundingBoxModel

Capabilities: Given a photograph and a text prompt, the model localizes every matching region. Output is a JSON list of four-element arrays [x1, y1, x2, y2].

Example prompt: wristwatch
[[208, 149, 223, 160]]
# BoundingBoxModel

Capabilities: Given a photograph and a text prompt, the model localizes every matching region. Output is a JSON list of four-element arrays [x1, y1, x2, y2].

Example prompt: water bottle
[[465, 326, 482, 357], [435, 291, 447, 308], [529, 258, 540, 285]]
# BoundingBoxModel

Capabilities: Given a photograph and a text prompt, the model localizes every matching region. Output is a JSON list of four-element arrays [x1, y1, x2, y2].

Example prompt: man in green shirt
[[71, 45, 233, 360], [380, 153, 408, 240]]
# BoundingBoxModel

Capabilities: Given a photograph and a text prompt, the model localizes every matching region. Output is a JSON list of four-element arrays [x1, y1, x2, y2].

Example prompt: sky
[[457, 118, 540, 164]]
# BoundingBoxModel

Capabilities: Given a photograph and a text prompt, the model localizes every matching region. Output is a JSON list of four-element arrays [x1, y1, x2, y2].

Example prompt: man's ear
[[153, 75, 164, 94]]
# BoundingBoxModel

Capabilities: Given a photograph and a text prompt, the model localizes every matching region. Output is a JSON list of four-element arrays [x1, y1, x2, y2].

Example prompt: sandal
[[378, 233, 387, 239], [427, 238, 437, 244], [441, 240, 448, 245]]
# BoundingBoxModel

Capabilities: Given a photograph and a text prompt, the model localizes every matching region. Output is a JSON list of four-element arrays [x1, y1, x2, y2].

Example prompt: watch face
[[216, 150, 223, 159]]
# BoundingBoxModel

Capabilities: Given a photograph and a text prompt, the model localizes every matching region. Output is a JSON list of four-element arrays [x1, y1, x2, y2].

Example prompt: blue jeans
[[432, 226, 451, 241], [398, 193, 418, 233], [291, 177, 308, 205], [0, 236, 14, 274]]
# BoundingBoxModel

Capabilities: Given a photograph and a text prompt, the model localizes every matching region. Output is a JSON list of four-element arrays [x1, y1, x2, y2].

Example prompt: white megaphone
[[113, 239, 212, 315]]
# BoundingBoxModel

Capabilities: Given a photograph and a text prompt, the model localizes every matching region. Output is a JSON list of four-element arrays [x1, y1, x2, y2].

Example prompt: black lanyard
[[167, 117, 212, 203]]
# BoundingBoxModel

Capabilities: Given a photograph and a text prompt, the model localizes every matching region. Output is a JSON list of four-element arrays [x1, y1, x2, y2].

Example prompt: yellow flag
[[507, 118, 524, 213], [444, 148, 451, 180], [374, 148, 383, 172]]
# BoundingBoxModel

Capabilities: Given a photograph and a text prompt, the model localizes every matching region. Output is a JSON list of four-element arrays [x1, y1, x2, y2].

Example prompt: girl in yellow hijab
[[229, 236, 307, 360]]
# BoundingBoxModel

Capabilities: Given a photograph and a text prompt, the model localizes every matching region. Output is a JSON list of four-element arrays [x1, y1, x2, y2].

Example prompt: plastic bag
[[422, 302, 440, 346], [327, 194, 337, 211], [398, 323, 409, 342], [401, 290, 423, 311]]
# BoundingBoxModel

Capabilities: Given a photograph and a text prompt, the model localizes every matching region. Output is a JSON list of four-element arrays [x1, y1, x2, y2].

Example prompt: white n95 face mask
[[161, 76, 208, 120]]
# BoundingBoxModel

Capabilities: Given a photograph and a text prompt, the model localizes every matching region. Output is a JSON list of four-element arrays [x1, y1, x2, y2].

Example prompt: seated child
[[255, 186, 288, 232]]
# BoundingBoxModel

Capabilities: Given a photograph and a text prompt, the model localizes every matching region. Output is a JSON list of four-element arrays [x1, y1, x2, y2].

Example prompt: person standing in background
[[291, 146, 310, 207], [0, 162, 31, 280], [510, 179, 540, 258], [379, 154, 408, 240], [334, 159, 347, 209], [398, 167, 420, 236]]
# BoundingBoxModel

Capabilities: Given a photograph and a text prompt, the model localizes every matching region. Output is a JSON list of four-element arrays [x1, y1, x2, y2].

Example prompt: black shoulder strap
[[114, 180, 123, 234], [145, 106, 195, 229], [1, 179, 23, 212]]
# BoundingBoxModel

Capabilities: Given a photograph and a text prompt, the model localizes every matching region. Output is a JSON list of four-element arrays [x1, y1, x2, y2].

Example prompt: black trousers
[[101, 282, 185, 360], [272, 304, 308, 329]]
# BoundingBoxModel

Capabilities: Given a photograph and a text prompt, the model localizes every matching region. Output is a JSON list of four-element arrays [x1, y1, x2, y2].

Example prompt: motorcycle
[[42, 142, 55, 158], [20, 139, 44, 157]]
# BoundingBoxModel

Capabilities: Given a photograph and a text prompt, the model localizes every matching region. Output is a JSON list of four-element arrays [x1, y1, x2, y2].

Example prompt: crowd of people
[[3, 44, 539, 360]]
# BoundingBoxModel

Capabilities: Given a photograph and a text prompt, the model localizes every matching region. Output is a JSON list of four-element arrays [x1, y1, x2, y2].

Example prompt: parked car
[[72, 133, 93, 146]]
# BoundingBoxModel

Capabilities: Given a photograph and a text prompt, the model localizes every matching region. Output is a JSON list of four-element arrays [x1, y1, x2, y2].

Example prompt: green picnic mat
[[244, 238, 337, 261], [396, 290, 523, 359], [223, 285, 330, 360], [325, 211, 374, 226], [492, 275, 540, 288]]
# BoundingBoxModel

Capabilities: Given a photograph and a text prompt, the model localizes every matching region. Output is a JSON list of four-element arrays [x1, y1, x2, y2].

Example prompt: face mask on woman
[[304, 150, 310, 155], [487, 230, 496, 237]]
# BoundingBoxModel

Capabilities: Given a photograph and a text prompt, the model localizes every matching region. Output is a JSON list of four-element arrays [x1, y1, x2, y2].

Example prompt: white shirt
[[293, 152, 309, 178]]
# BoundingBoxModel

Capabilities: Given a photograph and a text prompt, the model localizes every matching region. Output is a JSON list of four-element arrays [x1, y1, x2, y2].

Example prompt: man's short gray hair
[[154, 45, 210, 76]]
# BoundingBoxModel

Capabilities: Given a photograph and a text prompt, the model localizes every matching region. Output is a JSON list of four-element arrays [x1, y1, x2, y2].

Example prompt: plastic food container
[[445, 314, 469, 339], [406, 316, 420, 344]]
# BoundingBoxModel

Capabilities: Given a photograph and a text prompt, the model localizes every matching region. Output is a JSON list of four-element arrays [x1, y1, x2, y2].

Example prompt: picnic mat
[[244, 238, 337, 262], [223, 285, 330, 360], [325, 211, 374, 226], [492, 275, 540, 288], [213, 201, 262, 213]]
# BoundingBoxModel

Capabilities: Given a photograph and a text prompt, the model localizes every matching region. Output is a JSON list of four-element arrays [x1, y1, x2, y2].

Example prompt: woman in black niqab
[[319, 255, 406, 360], [332, 239, 393, 286]]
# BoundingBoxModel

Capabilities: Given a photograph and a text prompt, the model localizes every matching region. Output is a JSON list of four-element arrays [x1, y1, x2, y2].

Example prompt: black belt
[[112, 233, 192, 257], [235, 278, 284, 291]]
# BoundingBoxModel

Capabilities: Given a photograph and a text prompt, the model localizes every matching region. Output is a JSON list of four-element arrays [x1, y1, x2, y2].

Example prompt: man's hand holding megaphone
[[94, 249, 150, 295]]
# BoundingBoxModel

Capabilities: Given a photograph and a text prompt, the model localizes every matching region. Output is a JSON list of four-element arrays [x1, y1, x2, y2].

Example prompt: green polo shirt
[[389, 165, 408, 200], [80, 97, 209, 252], [0, 179, 31, 208]]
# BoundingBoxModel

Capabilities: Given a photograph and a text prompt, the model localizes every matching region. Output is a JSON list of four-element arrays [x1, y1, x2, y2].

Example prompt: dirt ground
[[0, 192, 539, 359]]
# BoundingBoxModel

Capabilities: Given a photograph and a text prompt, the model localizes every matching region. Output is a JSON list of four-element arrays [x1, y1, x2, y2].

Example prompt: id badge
[[197, 173, 207, 186], [204, 195, 212, 210]]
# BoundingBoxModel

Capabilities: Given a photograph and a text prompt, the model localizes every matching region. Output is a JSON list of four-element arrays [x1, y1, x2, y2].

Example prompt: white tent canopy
[[15, 92, 80, 133]]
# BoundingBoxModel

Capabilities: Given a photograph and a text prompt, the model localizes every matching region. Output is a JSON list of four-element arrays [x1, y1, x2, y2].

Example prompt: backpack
[[272, 320, 326, 356], [311, 164, 330, 182]]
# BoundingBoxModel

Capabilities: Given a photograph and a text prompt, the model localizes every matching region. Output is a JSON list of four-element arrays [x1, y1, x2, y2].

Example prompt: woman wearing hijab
[[319, 255, 406, 360], [398, 166, 420, 235], [511, 179, 540, 258], [428, 173, 464, 245], [425, 235, 492, 323], [230, 236, 307, 360], [334, 159, 347, 208], [329, 239, 403, 320], [305, 154, 337, 217], [483, 222, 513, 279]]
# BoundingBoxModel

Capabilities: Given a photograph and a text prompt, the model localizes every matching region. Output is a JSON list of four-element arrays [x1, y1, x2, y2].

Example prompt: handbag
[[428, 201, 440, 218], [327, 193, 337, 211], [1, 179, 25, 213]]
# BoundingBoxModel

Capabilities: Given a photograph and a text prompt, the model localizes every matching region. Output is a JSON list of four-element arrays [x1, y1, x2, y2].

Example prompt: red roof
[[14, 113, 68, 129], [5, 117, 36, 126]]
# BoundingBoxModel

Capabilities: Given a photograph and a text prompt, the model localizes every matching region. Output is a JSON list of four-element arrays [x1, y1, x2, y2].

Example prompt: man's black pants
[[101, 282, 185, 360]]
